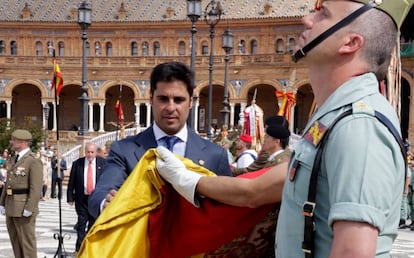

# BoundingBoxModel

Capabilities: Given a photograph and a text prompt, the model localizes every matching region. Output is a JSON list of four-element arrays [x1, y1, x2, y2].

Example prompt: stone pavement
[[0, 189, 77, 258], [1, 189, 414, 257]]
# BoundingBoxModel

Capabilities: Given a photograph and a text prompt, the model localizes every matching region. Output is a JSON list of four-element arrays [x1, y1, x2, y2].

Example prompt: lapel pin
[[199, 160, 205, 166]]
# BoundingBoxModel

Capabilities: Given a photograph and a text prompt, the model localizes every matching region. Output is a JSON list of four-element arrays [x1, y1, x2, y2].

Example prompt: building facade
[[0, 0, 412, 145]]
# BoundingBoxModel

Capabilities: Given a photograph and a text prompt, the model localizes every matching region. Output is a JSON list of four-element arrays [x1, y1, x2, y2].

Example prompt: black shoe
[[410, 224, 414, 231], [399, 219, 408, 229]]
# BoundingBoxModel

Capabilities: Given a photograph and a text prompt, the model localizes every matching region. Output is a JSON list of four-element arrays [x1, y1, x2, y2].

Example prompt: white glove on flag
[[156, 146, 202, 207]]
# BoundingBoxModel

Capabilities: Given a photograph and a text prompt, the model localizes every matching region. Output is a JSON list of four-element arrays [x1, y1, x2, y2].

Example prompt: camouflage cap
[[314, 0, 413, 29], [353, 0, 413, 29], [12, 129, 32, 141]]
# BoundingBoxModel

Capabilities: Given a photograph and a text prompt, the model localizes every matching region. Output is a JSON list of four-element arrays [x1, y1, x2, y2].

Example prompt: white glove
[[0, 205, 5, 215], [22, 209, 32, 217], [156, 146, 202, 207]]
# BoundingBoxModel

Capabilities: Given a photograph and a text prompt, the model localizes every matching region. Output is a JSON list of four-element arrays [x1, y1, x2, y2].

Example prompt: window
[[250, 39, 257, 54], [106, 42, 112, 56], [131, 41, 138, 56], [58, 41, 65, 56], [0, 41, 5, 54], [95, 41, 101, 56], [201, 41, 208, 55], [36, 41, 43, 56], [153, 41, 160, 56], [142, 41, 149, 56], [238, 40, 246, 54], [85, 41, 90, 56], [11, 41, 17, 55], [276, 39, 284, 54], [47, 41, 54, 56], [178, 41, 186, 56], [288, 38, 296, 53]]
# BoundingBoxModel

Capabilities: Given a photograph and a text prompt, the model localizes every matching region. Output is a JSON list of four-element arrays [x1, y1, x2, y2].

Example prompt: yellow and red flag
[[51, 60, 63, 97], [79, 149, 276, 258], [114, 100, 124, 122]]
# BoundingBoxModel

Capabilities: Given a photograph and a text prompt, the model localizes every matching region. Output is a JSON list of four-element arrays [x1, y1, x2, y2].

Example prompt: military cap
[[12, 129, 32, 141], [264, 115, 289, 129], [314, 0, 413, 29], [355, 0, 413, 29], [266, 125, 291, 139]]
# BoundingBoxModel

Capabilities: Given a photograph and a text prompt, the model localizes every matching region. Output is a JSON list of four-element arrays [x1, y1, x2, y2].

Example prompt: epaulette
[[352, 101, 375, 116]]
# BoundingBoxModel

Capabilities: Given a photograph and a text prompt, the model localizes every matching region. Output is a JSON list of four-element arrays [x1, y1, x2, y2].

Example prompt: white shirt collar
[[17, 147, 30, 158], [268, 149, 284, 161], [153, 122, 188, 143]]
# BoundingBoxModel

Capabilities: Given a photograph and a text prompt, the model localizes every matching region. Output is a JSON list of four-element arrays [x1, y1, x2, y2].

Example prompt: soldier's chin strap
[[292, 4, 372, 63]]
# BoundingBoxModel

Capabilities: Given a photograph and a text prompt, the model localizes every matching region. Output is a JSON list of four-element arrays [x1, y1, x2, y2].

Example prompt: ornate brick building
[[0, 0, 412, 145]]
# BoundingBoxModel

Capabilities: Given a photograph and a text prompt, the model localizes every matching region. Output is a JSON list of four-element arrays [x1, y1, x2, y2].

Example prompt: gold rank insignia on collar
[[304, 120, 328, 147]]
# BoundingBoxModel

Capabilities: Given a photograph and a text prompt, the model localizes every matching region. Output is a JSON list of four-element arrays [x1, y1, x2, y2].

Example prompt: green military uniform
[[232, 149, 291, 176], [0, 130, 43, 258]]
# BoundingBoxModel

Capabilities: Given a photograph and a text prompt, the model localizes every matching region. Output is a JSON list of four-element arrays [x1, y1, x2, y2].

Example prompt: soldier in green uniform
[[155, 0, 413, 257], [0, 129, 43, 258]]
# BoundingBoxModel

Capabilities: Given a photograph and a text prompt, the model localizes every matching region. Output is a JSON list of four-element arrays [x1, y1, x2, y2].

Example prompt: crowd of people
[[1, 1, 414, 257]]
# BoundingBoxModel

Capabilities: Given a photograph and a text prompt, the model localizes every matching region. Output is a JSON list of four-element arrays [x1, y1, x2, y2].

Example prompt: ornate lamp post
[[43, 103, 50, 149], [220, 26, 233, 130], [204, 0, 222, 140], [187, 0, 202, 130], [77, 1, 92, 136]]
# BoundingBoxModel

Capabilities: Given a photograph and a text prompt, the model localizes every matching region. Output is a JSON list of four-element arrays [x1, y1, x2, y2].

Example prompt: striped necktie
[[162, 136, 179, 152]]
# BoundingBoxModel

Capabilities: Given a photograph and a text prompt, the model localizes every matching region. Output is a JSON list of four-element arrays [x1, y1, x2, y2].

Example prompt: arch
[[98, 80, 140, 100], [238, 79, 280, 100], [5, 79, 48, 98]]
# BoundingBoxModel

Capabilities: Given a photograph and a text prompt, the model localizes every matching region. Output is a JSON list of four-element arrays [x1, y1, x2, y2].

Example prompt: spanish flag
[[114, 100, 124, 122], [52, 60, 63, 97], [79, 149, 277, 258]]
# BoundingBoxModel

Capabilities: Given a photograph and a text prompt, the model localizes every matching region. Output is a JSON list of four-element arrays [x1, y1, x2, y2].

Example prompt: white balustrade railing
[[62, 128, 141, 168]]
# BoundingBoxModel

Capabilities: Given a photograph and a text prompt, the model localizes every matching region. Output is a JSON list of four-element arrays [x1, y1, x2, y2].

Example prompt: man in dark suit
[[89, 61, 232, 218], [0, 129, 43, 258], [67, 142, 105, 252], [50, 150, 67, 198]]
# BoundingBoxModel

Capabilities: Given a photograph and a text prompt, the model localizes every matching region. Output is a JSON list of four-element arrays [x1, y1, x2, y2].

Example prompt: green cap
[[12, 129, 32, 141], [352, 0, 413, 29]]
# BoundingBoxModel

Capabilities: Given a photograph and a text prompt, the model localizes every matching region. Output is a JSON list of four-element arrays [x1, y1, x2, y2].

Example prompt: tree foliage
[[0, 118, 43, 153]]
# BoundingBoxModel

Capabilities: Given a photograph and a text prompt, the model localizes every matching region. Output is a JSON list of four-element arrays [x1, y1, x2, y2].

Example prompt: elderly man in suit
[[0, 129, 43, 258], [67, 142, 105, 252], [88, 61, 232, 218]]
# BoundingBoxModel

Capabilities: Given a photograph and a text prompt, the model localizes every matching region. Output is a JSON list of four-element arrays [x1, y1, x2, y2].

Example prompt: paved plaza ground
[[1, 188, 414, 257]]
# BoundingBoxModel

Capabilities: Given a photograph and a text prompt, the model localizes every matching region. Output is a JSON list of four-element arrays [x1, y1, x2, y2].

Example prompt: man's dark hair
[[150, 62, 194, 97]]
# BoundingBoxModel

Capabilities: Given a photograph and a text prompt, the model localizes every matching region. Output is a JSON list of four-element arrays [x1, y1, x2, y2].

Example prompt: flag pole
[[116, 83, 123, 141], [51, 47, 66, 258]]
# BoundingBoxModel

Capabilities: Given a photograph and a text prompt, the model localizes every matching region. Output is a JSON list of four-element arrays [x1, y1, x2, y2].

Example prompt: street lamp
[[43, 103, 50, 149], [204, 0, 222, 140], [187, 0, 201, 131], [78, 1, 91, 136], [220, 26, 233, 130]]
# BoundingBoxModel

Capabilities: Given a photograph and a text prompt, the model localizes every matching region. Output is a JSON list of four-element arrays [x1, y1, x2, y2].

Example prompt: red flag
[[114, 100, 124, 122], [51, 61, 63, 97]]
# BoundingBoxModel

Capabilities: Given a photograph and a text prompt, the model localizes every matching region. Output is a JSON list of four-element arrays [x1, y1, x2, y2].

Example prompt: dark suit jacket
[[67, 157, 106, 203], [88, 126, 231, 218]]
